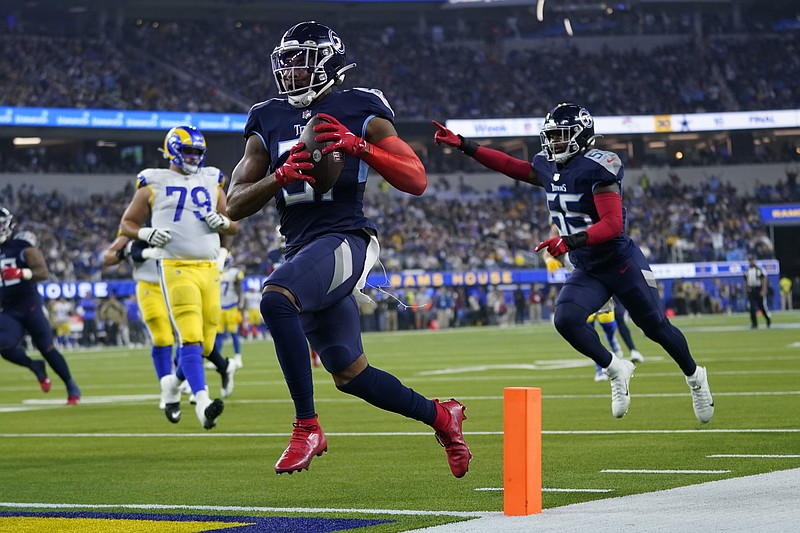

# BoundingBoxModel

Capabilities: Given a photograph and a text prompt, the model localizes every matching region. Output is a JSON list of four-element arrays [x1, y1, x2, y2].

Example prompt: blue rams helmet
[[0, 206, 15, 244], [271, 21, 356, 108], [161, 125, 207, 174], [540, 103, 597, 163]]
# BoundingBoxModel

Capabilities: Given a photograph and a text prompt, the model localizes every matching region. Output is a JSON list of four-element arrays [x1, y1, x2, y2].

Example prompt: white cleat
[[594, 370, 609, 382], [686, 366, 714, 423], [178, 380, 192, 395], [234, 354, 243, 369], [604, 356, 634, 418], [159, 374, 182, 424], [221, 358, 236, 398], [194, 389, 224, 430], [204, 360, 216, 370], [630, 350, 645, 364]]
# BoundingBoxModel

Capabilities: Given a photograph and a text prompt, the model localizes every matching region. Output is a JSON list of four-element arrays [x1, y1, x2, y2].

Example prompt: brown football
[[298, 115, 345, 194]]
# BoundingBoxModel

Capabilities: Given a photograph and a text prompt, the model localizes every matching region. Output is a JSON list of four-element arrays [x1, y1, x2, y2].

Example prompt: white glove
[[137, 227, 172, 247], [204, 211, 231, 231]]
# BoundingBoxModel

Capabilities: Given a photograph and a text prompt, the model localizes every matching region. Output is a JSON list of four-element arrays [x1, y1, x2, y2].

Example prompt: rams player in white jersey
[[119, 125, 238, 429]]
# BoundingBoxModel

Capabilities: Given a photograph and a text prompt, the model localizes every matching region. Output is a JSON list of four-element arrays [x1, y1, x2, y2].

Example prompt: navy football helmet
[[271, 21, 356, 108], [161, 125, 207, 174], [0, 207, 15, 244], [540, 103, 597, 163]]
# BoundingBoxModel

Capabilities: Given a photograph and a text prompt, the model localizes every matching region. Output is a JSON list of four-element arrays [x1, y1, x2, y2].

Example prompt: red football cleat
[[39, 377, 52, 393], [66, 396, 80, 405], [433, 399, 472, 478], [274, 416, 328, 474]]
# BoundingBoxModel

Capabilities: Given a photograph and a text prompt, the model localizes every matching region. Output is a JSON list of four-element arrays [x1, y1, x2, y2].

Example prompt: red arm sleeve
[[585, 191, 623, 246], [361, 136, 427, 196], [472, 146, 532, 181]]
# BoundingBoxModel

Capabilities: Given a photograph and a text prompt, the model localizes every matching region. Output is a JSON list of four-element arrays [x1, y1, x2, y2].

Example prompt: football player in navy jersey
[[434, 103, 714, 424], [0, 207, 81, 404], [227, 21, 471, 476]]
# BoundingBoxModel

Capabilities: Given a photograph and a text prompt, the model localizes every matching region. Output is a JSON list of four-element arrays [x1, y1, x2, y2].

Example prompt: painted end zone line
[[707, 454, 800, 458], [475, 488, 613, 493], [602, 469, 730, 474]]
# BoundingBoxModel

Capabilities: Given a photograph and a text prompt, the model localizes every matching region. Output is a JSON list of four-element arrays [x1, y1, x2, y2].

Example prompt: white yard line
[[475, 488, 614, 493], [0, 501, 482, 518], [601, 469, 730, 474], [0, 428, 799, 438], [707, 454, 800, 458]]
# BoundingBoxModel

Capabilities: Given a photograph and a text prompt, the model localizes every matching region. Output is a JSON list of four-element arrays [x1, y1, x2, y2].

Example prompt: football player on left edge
[[0, 207, 81, 404], [227, 21, 471, 477]]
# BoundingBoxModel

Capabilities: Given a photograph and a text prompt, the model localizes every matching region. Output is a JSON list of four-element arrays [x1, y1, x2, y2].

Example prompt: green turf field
[[1, 312, 798, 532]]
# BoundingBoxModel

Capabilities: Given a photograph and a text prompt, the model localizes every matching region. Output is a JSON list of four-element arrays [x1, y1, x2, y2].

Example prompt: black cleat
[[165, 402, 181, 424], [202, 399, 224, 430]]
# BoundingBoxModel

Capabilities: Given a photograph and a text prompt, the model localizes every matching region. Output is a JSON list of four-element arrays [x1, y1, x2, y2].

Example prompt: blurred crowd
[[1, 14, 798, 120]]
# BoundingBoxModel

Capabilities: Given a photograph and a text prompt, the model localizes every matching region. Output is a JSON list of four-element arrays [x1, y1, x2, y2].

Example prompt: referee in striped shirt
[[744, 256, 772, 329]]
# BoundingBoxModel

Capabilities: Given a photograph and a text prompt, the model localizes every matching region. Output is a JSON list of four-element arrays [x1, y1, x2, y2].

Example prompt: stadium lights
[[12, 137, 41, 146]]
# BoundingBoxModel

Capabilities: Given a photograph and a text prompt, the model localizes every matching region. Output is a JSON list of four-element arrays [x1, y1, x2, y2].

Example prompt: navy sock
[[337, 365, 437, 425], [207, 348, 228, 374], [261, 290, 315, 419], [179, 344, 206, 394], [554, 302, 613, 367], [1, 345, 36, 369], [642, 319, 697, 375], [41, 347, 73, 383], [151, 345, 173, 381]]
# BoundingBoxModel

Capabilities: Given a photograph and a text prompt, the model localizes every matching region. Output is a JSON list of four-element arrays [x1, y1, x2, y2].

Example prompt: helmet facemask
[[540, 124, 585, 163]]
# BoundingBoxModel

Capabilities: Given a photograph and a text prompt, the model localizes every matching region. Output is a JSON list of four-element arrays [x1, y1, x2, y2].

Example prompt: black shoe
[[165, 402, 181, 424]]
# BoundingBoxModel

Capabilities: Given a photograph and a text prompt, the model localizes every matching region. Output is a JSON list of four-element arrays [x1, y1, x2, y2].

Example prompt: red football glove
[[432, 120, 462, 148], [535, 237, 570, 258], [313, 112, 368, 157], [274, 142, 315, 187], [1, 266, 31, 281]]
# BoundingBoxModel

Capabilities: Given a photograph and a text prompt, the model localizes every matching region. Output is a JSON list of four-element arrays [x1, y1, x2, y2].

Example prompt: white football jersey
[[132, 257, 159, 283], [136, 167, 225, 260], [220, 266, 244, 309]]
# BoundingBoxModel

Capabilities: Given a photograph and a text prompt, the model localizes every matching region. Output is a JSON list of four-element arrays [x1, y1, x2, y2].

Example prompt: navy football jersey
[[533, 148, 636, 270], [244, 88, 393, 255], [0, 235, 41, 307]]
